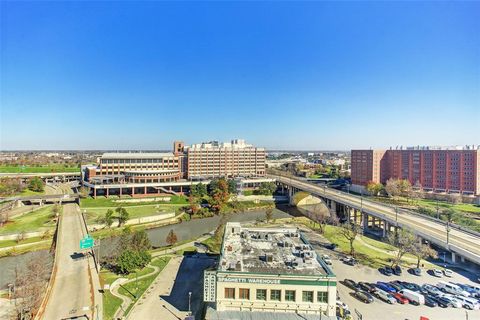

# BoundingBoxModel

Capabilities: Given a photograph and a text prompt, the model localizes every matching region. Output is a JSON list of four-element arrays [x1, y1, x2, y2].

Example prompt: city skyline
[[1, 1, 479, 150]]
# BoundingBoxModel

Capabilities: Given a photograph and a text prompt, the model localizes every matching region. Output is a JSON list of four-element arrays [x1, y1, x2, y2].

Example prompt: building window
[[224, 288, 235, 299], [317, 291, 328, 303], [239, 288, 250, 300], [285, 290, 296, 302], [256, 289, 267, 301], [302, 291, 313, 303], [270, 289, 281, 301]]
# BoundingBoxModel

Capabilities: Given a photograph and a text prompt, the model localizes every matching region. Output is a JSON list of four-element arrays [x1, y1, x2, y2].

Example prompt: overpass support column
[[144, 186, 147, 195], [460, 256, 465, 263], [119, 187, 122, 197], [382, 221, 387, 237], [362, 213, 368, 230], [106, 188, 109, 197], [331, 201, 336, 214], [451, 252, 456, 264], [132, 187, 135, 197], [93, 188, 97, 199]]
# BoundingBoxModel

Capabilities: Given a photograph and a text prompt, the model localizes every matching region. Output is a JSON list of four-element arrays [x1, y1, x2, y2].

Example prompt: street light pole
[[188, 291, 192, 315]]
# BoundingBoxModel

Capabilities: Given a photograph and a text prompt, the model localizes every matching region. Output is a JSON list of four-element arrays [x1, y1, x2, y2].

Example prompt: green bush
[[116, 249, 152, 274]]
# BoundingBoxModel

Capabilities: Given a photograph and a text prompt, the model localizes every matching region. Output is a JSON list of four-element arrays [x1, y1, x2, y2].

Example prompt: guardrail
[[271, 173, 480, 238]]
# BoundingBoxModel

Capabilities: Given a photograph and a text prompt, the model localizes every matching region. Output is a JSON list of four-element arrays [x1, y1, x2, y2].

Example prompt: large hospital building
[[351, 146, 480, 197], [82, 139, 267, 197], [204, 223, 337, 319]]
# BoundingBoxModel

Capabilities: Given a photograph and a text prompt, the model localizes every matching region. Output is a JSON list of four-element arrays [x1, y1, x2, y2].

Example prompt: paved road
[[302, 228, 480, 320], [273, 175, 480, 263], [41, 204, 98, 320]]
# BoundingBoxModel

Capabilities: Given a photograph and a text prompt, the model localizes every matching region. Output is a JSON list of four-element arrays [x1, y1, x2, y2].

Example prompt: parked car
[[388, 282, 404, 292], [344, 257, 357, 266], [393, 265, 402, 275], [409, 267, 422, 276], [458, 295, 480, 310], [342, 279, 358, 290], [440, 294, 463, 308], [432, 269, 443, 277], [326, 243, 338, 250], [443, 269, 453, 277], [458, 284, 480, 298], [399, 281, 421, 292], [354, 290, 374, 303], [379, 266, 393, 276], [399, 289, 425, 305], [424, 296, 438, 307], [376, 282, 397, 293], [437, 281, 470, 297], [430, 295, 453, 308], [375, 288, 397, 304], [392, 292, 409, 304], [322, 254, 333, 265], [358, 282, 376, 294], [422, 284, 442, 296]]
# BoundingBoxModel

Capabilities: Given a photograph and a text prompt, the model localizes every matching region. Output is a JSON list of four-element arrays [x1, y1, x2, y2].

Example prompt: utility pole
[[188, 291, 192, 315]]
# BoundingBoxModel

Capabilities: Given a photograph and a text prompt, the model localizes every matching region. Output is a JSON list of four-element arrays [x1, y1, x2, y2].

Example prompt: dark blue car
[[376, 281, 397, 293]]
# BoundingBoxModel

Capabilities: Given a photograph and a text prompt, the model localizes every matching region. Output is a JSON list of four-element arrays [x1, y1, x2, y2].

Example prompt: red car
[[393, 292, 409, 304]]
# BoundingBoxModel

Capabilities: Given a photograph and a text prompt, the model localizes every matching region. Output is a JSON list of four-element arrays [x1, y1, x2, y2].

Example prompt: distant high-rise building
[[351, 146, 480, 196], [185, 139, 266, 179]]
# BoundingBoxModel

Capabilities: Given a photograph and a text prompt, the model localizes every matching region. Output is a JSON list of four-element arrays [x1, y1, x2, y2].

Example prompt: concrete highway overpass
[[272, 174, 480, 266]]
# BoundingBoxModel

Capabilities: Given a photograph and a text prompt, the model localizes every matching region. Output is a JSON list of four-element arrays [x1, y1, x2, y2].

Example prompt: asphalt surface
[[303, 228, 480, 320], [274, 175, 480, 261], [41, 203, 95, 320]]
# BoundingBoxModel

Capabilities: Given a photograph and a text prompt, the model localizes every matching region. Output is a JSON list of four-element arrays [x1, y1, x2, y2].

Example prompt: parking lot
[[303, 228, 480, 320]]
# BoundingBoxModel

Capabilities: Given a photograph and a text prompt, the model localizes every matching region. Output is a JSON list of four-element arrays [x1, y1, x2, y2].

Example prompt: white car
[[432, 269, 443, 277], [322, 254, 333, 265], [443, 269, 453, 277], [441, 294, 464, 308]]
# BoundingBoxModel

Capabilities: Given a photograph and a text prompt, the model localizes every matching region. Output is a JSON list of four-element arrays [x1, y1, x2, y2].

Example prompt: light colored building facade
[[204, 223, 337, 318], [351, 147, 480, 196], [186, 139, 266, 179]]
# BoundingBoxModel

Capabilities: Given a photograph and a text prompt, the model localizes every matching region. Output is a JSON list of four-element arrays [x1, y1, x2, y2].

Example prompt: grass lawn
[[0, 239, 52, 257], [0, 236, 48, 248], [80, 195, 188, 208], [84, 205, 177, 224], [118, 256, 171, 315], [0, 205, 56, 235], [0, 165, 80, 173], [19, 189, 46, 196], [100, 270, 124, 320], [201, 236, 222, 254]]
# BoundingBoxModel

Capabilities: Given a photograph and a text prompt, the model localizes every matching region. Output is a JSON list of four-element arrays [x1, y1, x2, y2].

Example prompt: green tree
[[116, 207, 129, 226], [166, 229, 178, 247], [116, 249, 152, 274], [105, 209, 114, 228], [227, 179, 237, 194], [191, 183, 207, 198], [410, 239, 437, 269], [131, 229, 151, 251], [258, 182, 277, 195], [116, 226, 132, 254], [28, 177, 44, 192], [188, 195, 200, 215], [366, 181, 384, 196]]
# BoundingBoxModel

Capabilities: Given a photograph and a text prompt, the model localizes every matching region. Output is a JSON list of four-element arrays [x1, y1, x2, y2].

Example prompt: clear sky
[[1, 1, 479, 151]]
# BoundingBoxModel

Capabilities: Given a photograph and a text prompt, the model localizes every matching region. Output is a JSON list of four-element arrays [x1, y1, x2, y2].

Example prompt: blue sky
[[1, 1, 479, 150]]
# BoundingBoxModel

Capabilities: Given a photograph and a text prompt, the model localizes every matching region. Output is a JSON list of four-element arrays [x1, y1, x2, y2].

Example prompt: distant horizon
[[1, 1, 479, 150]]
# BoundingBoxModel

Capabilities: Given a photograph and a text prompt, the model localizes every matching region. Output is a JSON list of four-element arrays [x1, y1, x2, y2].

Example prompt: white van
[[455, 295, 480, 310], [436, 281, 470, 296], [375, 288, 397, 304], [399, 289, 424, 305]]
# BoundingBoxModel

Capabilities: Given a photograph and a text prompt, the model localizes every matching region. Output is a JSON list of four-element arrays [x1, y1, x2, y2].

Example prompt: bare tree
[[166, 229, 178, 247], [12, 251, 52, 320], [16, 230, 26, 244], [339, 223, 361, 257], [311, 203, 330, 234], [410, 239, 437, 268], [265, 205, 274, 223], [448, 193, 462, 205], [412, 181, 424, 204], [385, 178, 401, 201], [388, 228, 416, 267]]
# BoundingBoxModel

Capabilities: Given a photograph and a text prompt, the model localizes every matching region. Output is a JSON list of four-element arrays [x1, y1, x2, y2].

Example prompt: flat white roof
[[101, 152, 175, 159]]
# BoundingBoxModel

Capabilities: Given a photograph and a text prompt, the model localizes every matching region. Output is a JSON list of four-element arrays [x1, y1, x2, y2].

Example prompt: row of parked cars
[[342, 278, 480, 310], [378, 265, 453, 278]]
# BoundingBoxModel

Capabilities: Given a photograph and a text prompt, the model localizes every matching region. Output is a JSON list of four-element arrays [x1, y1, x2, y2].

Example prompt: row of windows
[[101, 159, 176, 164], [224, 288, 328, 303]]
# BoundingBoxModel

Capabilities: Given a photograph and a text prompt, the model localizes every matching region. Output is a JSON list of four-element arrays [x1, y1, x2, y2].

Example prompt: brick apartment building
[[351, 147, 480, 196]]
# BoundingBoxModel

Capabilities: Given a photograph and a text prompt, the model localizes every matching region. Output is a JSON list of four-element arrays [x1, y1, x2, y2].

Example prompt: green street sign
[[80, 235, 94, 249]]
